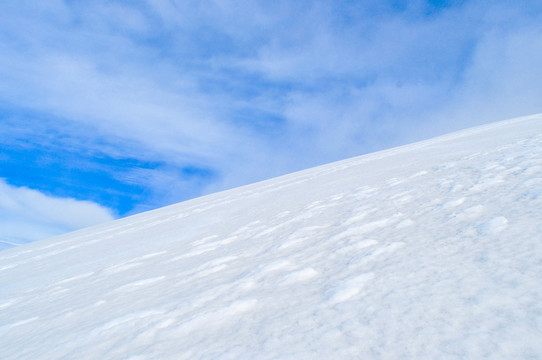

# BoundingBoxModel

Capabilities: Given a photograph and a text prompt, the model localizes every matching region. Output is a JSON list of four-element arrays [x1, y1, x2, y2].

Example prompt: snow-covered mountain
[[1, 114, 542, 359]]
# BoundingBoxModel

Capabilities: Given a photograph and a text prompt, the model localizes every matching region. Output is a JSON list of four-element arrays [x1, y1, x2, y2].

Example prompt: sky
[[1, 0, 542, 248]]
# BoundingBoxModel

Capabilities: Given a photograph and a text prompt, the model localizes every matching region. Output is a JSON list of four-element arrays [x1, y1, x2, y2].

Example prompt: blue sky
[[1, 0, 542, 248]]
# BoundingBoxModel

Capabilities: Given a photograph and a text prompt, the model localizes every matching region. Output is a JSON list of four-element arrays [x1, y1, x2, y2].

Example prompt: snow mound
[[1, 114, 542, 359]]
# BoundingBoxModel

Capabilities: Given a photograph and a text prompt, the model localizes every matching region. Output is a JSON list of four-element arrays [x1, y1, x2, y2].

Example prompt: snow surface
[[1, 114, 542, 359]]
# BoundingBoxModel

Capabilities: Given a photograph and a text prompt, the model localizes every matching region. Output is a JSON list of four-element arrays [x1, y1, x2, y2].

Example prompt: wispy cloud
[[1, 0, 541, 244]]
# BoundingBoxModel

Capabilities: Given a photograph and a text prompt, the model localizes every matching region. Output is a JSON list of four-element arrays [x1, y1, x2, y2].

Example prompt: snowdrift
[[1, 114, 542, 359]]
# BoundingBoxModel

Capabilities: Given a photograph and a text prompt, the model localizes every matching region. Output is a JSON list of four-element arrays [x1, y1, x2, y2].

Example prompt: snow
[[1, 114, 542, 359]]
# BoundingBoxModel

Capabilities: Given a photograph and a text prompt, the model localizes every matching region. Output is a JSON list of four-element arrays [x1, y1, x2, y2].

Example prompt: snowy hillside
[[1, 114, 542, 359]]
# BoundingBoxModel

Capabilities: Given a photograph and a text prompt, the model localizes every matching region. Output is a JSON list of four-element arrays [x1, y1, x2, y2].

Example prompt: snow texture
[[1, 114, 542, 359]]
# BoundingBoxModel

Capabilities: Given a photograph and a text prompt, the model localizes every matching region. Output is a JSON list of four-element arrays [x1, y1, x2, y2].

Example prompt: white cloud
[[0, 179, 115, 249]]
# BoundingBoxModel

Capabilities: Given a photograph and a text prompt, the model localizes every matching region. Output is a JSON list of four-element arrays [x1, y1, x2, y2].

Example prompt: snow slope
[[1, 114, 542, 359]]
